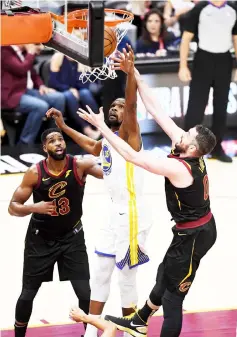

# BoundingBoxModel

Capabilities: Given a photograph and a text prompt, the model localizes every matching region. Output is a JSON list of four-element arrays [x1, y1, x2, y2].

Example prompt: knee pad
[[91, 255, 115, 302], [118, 265, 138, 308], [149, 263, 166, 306], [71, 280, 91, 301], [160, 290, 183, 337]]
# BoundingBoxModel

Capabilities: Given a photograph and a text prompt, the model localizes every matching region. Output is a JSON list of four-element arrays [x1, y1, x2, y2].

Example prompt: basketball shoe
[[105, 312, 148, 337]]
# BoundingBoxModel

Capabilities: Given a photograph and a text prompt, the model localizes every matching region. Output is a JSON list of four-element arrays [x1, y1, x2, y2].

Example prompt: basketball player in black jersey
[[77, 52, 217, 337], [8, 128, 103, 337]]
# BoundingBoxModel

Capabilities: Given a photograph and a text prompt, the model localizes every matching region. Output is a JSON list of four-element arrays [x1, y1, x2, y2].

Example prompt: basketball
[[104, 25, 117, 57]]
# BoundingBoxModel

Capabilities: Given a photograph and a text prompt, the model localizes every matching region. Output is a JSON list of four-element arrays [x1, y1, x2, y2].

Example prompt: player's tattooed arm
[[46, 108, 102, 156], [76, 158, 103, 180], [8, 166, 56, 217], [112, 45, 141, 151]]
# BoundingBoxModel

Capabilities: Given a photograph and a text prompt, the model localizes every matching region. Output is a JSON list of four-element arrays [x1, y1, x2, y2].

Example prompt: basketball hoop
[[50, 8, 134, 83]]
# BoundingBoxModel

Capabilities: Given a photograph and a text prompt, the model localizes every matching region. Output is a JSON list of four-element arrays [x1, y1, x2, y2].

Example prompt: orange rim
[[50, 8, 134, 30]]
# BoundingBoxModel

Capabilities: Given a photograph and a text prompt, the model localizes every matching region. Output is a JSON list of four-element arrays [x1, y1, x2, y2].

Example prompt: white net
[[75, 10, 134, 83]]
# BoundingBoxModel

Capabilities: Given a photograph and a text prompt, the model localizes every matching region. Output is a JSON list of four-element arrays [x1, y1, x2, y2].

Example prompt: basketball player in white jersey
[[46, 45, 151, 337]]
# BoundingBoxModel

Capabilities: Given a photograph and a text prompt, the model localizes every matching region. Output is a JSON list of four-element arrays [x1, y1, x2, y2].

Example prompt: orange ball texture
[[104, 25, 117, 57]]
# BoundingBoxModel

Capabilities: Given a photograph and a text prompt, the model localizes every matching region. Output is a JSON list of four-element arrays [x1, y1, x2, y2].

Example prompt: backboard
[[45, 1, 105, 67]]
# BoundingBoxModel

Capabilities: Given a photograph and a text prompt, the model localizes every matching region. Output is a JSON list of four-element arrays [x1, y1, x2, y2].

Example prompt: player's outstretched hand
[[78, 106, 105, 129], [46, 108, 65, 129], [33, 201, 56, 216], [111, 43, 134, 74], [69, 307, 87, 323]]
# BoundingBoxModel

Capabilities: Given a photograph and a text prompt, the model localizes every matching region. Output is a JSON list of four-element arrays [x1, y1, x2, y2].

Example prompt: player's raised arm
[[134, 69, 184, 144], [76, 158, 103, 180], [46, 108, 102, 156], [8, 166, 56, 217], [112, 45, 141, 151]]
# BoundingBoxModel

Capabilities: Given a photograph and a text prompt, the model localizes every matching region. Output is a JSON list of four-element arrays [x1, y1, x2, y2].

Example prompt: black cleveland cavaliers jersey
[[165, 154, 210, 224], [31, 155, 85, 238]]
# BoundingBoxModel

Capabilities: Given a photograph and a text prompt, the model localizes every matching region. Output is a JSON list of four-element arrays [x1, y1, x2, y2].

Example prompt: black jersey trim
[[35, 163, 41, 190], [43, 155, 69, 178], [73, 157, 84, 186]]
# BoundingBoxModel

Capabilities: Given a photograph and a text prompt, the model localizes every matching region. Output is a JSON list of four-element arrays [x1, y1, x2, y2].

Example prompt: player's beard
[[173, 143, 186, 156], [107, 117, 122, 128], [48, 149, 67, 161]]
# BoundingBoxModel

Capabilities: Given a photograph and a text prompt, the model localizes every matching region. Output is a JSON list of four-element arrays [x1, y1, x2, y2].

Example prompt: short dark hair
[[111, 98, 125, 105], [195, 125, 216, 156], [41, 128, 63, 144]]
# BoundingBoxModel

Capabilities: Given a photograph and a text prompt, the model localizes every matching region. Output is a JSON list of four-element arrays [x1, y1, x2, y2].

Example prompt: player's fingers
[[85, 105, 95, 115], [116, 50, 123, 58], [110, 57, 122, 63], [78, 112, 89, 121], [111, 63, 122, 68], [128, 51, 134, 62], [127, 44, 134, 56], [99, 106, 104, 115], [123, 47, 128, 55], [46, 109, 54, 117], [128, 49, 134, 62], [111, 66, 121, 71], [77, 108, 88, 115], [123, 47, 129, 59], [45, 201, 53, 205], [120, 50, 126, 61]]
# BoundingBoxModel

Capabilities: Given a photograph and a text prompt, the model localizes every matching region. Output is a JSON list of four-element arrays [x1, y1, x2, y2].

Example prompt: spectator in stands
[[135, 9, 174, 56], [20, 1, 63, 14], [49, 52, 101, 139], [1, 44, 65, 144], [163, 0, 196, 39], [128, 1, 153, 38]]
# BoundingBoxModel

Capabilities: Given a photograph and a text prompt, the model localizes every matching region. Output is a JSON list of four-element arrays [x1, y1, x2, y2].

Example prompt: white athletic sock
[[84, 315, 100, 337]]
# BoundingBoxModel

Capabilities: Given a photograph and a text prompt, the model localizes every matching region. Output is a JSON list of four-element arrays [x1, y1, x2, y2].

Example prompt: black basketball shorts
[[156, 216, 217, 298], [22, 221, 90, 288]]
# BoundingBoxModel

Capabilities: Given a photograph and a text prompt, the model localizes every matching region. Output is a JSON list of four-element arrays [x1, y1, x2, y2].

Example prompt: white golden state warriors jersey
[[100, 134, 151, 268], [101, 134, 146, 217]]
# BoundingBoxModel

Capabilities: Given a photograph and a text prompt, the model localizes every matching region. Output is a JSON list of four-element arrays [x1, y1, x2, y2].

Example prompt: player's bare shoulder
[[23, 164, 39, 186]]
